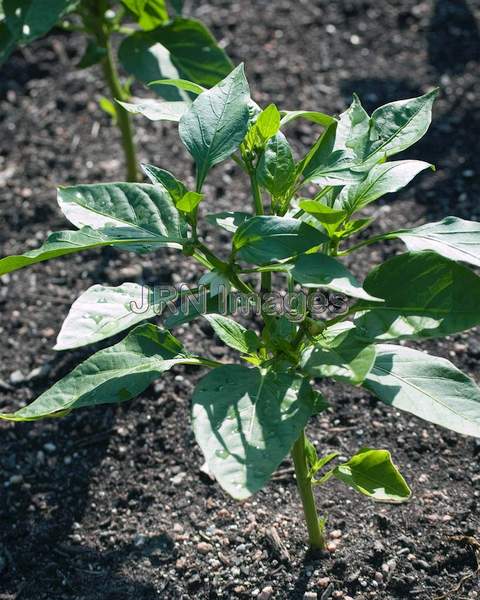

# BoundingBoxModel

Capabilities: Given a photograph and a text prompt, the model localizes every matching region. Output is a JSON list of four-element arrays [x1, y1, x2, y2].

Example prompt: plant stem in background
[[101, 38, 138, 182], [291, 430, 326, 550]]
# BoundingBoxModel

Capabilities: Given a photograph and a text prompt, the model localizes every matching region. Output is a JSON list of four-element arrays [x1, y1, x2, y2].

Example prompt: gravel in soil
[[1, 1, 480, 598]]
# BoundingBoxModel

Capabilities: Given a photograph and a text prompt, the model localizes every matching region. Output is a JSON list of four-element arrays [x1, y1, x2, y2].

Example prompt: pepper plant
[[2, 65, 480, 550], [0, 0, 232, 181]]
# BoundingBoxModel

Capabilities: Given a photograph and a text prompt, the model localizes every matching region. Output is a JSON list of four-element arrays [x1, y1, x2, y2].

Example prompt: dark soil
[[1, 1, 480, 599]]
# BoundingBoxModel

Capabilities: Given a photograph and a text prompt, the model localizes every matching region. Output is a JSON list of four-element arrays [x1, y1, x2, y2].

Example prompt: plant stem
[[248, 168, 272, 293], [291, 430, 326, 550], [101, 38, 138, 182]]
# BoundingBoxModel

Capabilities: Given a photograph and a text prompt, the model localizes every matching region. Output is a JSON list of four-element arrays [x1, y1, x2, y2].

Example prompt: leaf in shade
[[192, 365, 316, 499]]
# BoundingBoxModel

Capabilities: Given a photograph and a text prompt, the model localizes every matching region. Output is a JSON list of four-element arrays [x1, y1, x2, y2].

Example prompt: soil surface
[[1, 1, 480, 599]]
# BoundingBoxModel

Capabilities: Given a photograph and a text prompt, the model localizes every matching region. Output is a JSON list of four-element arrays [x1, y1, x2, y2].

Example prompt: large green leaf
[[337, 160, 433, 215], [257, 132, 295, 199], [344, 90, 438, 167], [395, 217, 480, 268], [355, 251, 480, 340], [57, 182, 187, 246], [291, 253, 382, 301], [363, 344, 480, 437], [0, 324, 198, 422], [55, 283, 159, 350], [118, 17, 233, 95], [332, 448, 411, 503], [179, 64, 251, 189], [204, 314, 260, 354], [233, 216, 327, 265], [192, 365, 316, 499], [118, 98, 188, 121], [301, 323, 376, 384], [0, 227, 174, 276]]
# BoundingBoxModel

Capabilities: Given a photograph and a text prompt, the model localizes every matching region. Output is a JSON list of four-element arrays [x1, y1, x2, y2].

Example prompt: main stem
[[291, 431, 326, 550], [249, 169, 271, 293], [101, 38, 138, 182]]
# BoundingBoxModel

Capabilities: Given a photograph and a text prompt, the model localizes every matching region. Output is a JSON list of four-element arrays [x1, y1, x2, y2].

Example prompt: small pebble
[[197, 542, 213, 555], [329, 529, 342, 539], [303, 593, 317, 600], [43, 442, 56, 454], [9, 474, 23, 485], [326, 541, 337, 552], [374, 571, 383, 583], [318, 577, 331, 588], [9, 370, 26, 385], [258, 586, 273, 600]]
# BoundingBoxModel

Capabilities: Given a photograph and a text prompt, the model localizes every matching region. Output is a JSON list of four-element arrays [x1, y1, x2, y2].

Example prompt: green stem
[[248, 168, 272, 293], [291, 431, 326, 550], [101, 38, 138, 182]]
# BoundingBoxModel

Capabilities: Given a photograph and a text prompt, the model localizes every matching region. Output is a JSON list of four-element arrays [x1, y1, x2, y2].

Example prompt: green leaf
[[164, 292, 229, 328], [243, 103, 281, 151], [0, 21, 16, 64], [334, 94, 370, 155], [118, 98, 188, 122], [337, 160, 433, 215], [0, 324, 197, 422], [299, 201, 347, 237], [0, 226, 178, 277], [355, 251, 480, 340], [57, 182, 187, 246], [333, 448, 411, 503], [55, 283, 159, 351], [192, 365, 316, 499], [176, 191, 203, 213], [149, 78, 205, 95], [99, 97, 117, 122], [205, 211, 251, 234], [199, 270, 231, 298], [142, 163, 187, 203], [280, 110, 335, 128], [170, 0, 183, 14], [257, 132, 295, 198], [301, 324, 376, 384], [3, 0, 74, 44], [301, 122, 365, 186], [118, 17, 233, 94], [363, 345, 480, 437], [179, 64, 251, 189], [395, 216, 480, 268], [346, 90, 438, 167], [77, 39, 106, 69], [204, 314, 260, 354], [233, 216, 327, 265], [122, 0, 169, 30], [291, 253, 382, 301]]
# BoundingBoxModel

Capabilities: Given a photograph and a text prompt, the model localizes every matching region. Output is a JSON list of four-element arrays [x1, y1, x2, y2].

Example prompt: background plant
[[0, 0, 232, 181], [1, 64, 480, 550]]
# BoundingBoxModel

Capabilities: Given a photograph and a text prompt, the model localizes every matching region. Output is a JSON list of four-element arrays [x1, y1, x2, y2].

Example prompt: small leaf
[[355, 251, 480, 340], [205, 211, 251, 234], [55, 283, 159, 351], [204, 314, 260, 354], [338, 160, 433, 215], [291, 253, 382, 301], [149, 78, 205, 95], [0, 324, 196, 422], [199, 270, 231, 297], [333, 449, 411, 503], [363, 345, 480, 438], [192, 365, 316, 499], [99, 97, 117, 122], [299, 200, 347, 237], [257, 132, 295, 199], [395, 216, 480, 268], [141, 163, 187, 203], [302, 325, 376, 384], [243, 103, 281, 151], [179, 64, 251, 189], [118, 98, 188, 122], [176, 191, 203, 212], [125, 0, 169, 31], [164, 293, 229, 328], [233, 216, 327, 265]]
